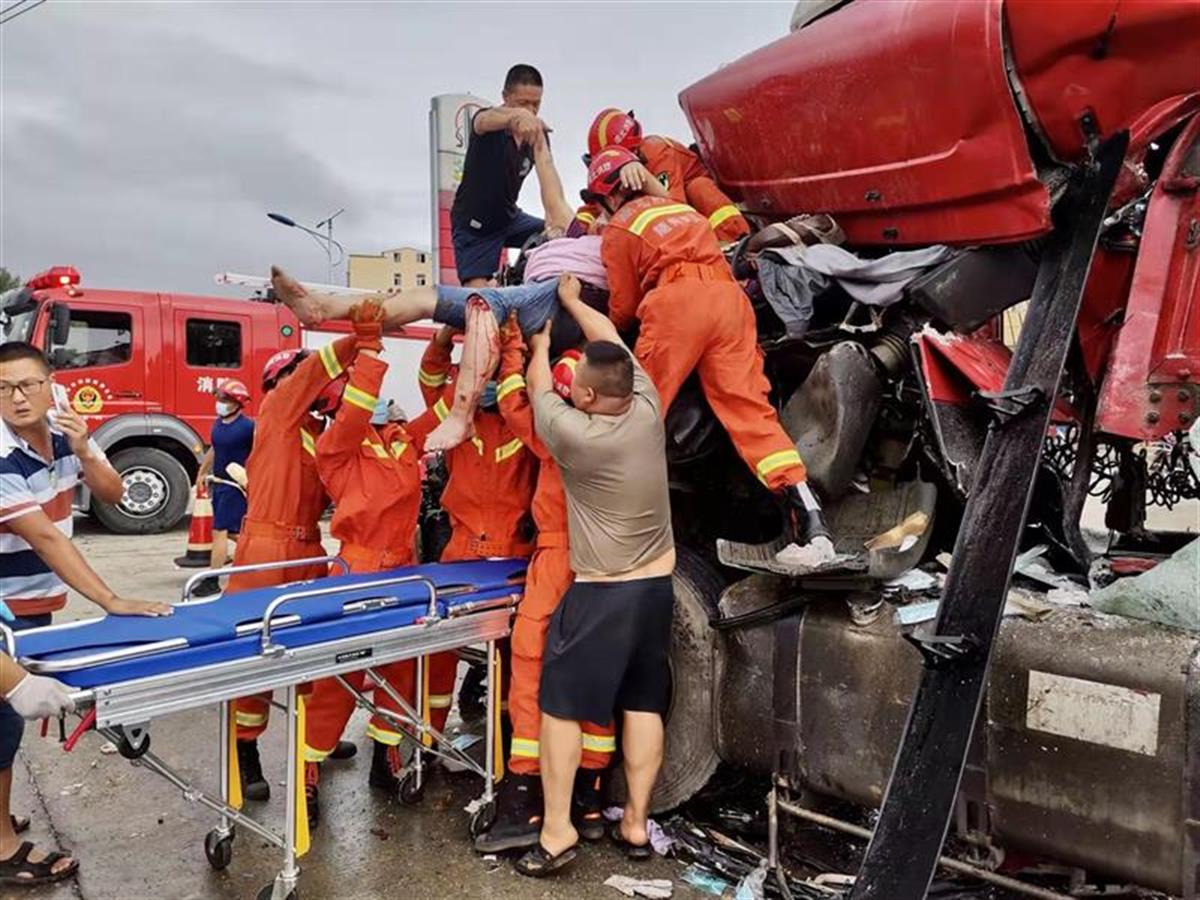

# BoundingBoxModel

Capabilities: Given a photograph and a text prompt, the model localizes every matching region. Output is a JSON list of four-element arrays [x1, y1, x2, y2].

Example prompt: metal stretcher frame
[[2, 559, 520, 900]]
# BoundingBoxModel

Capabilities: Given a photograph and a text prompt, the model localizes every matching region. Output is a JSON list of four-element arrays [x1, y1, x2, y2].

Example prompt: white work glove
[[603, 875, 674, 899], [5, 673, 77, 720]]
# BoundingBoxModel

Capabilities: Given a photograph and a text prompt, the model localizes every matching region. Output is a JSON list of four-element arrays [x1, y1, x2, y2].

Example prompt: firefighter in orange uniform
[[416, 330, 537, 738], [230, 330, 367, 802], [472, 316, 615, 853], [300, 300, 442, 824], [587, 147, 832, 555], [586, 108, 750, 245]]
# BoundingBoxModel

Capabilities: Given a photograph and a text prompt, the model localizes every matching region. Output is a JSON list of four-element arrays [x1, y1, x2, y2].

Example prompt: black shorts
[[539, 575, 674, 725]]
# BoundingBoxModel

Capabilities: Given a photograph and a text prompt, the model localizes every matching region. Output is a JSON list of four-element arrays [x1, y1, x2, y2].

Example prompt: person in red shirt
[[229, 308, 378, 802], [586, 108, 750, 245], [302, 301, 440, 824], [586, 148, 832, 557], [471, 316, 615, 853]]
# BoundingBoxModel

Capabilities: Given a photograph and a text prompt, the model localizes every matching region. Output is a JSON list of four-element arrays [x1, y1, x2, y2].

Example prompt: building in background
[[347, 246, 432, 291]]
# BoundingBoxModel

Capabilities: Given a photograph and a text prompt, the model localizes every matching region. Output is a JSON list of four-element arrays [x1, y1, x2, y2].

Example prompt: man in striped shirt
[[0, 341, 170, 885]]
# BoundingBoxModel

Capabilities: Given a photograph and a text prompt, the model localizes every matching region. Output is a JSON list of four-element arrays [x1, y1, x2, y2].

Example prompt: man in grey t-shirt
[[513, 275, 675, 878]]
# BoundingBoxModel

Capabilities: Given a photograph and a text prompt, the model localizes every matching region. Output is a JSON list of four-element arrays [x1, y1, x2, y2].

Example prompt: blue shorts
[[435, 279, 560, 338], [451, 210, 545, 283], [211, 484, 246, 534], [1, 613, 53, 770]]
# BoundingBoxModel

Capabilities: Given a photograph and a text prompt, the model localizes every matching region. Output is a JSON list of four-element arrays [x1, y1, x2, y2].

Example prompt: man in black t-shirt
[[451, 64, 548, 287]]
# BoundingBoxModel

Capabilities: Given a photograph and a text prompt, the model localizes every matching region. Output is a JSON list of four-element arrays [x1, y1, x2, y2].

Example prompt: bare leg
[[533, 134, 573, 237], [538, 713, 581, 856], [0, 767, 75, 875], [271, 266, 437, 328], [619, 711, 663, 847], [423, 298, 499, 452], [210, 530, 229, 569]]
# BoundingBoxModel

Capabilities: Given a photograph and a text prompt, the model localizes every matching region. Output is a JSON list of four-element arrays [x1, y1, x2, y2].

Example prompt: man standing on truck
[[451, 64, 548, 288], [192, 379, 254, 598], [584, 148, 833, 561], [229, 314, 378, 803], [0, 340, 171, 886], [584, 108, 750, 245]]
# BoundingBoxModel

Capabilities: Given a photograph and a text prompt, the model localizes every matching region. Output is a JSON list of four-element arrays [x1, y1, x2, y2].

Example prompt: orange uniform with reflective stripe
[[602, 196, 806, 491], [304, 353, 440, 758], [418, 337, 536, 732], [495, 342, 616, 773], [231, 336, 359, 740], [638, 135, 750, 244]]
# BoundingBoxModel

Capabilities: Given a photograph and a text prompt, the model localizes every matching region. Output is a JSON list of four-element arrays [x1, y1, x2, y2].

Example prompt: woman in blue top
[[194, 379, 255, 594]]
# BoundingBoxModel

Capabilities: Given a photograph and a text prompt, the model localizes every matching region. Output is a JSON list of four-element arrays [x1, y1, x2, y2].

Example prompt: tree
[[0, 268, 20, 292]]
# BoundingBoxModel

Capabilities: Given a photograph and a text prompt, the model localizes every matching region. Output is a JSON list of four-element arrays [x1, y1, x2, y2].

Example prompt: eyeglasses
[[0, 378, 48, 398]]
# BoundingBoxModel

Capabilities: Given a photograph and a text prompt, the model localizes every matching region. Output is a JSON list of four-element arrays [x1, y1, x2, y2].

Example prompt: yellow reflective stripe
[[390, 440, 409, 459], [755, 449, 803, 483], [576, 211, 596, 225], [318, 342, 343, 379], [496, 373, 525, 403], [236, 711, 267, 727], [628, 203, 695, 236], [495, 438, 524, 463], [343, 384, 377, 412], [361, 438, 388, 458], [300, 430, 316, 457], [708, 204, 741, 229], [304, 745, 332, 763], [581, 733, 617, 753], [365, 723, 404, 747], [427, 693, 453, 709], [596, 109, 623, 150], [510, 737, 540, 759], [470, 437, 484, 455], [419, 368, 448, 388], [433, 398, 450, 422]]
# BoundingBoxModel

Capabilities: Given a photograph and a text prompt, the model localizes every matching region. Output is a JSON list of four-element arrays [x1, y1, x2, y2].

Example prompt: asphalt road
[[11, 519, 694, 900]]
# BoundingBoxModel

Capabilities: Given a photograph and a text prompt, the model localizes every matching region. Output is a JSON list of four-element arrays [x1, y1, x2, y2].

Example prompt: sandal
[[513, 840, 578, 878], [10, 816, 30, 835], [0, 841, 80, 886], [609, 822, 652, 861]]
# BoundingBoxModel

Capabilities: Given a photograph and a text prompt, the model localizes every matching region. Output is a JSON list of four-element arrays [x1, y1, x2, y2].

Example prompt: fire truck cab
[[0, 266, 303, 534]]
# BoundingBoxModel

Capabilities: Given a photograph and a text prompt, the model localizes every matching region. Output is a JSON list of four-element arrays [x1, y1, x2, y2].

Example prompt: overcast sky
[[1, 1, 792, 296]]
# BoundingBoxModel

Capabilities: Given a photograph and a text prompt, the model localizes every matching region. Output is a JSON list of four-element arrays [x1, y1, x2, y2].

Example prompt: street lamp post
[[267, 209, 346, 284]]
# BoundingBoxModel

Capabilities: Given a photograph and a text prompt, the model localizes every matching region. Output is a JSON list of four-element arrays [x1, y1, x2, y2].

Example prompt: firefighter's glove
[[350, 297, 386, 352]]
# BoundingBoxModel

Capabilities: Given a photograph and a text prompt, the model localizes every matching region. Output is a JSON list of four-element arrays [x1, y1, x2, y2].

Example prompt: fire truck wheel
[[94, 446, 191, 535], [610, 545, 726, 814]]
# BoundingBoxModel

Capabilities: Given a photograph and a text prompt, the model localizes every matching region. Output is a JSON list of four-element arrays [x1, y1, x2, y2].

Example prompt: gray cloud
[[1, 1, 791, 293]]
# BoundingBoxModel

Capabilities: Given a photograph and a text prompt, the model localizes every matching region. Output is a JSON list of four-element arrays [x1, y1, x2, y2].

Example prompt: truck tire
[[93, 447, 191, 535], [611, 546, 726, 813]]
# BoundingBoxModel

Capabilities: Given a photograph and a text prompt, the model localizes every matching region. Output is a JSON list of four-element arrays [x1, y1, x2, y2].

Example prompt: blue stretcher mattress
[[13, 559, 525, 689]]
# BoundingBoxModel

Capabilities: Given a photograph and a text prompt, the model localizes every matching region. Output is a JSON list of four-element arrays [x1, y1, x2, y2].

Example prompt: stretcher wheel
[[255, 886, 297, 900], [468, 799, 496, 838], [204, 829, 234, 870], [398, 770, 424, 806], [116, 728, 150, 760]]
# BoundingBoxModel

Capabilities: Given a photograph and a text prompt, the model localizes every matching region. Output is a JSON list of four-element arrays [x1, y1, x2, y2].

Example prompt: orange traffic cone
[[174, 482, 214, 568]]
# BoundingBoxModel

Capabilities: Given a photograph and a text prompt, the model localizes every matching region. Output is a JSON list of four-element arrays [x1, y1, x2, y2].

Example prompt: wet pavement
[[10, 520, 694, 900]]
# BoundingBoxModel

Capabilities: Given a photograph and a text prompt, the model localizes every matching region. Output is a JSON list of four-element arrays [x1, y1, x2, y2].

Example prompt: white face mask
[[215, 400, 237, 417]]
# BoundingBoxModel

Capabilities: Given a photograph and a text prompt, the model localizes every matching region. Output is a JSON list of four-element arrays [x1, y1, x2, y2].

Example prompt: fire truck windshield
[[0, 298, 37, 343]]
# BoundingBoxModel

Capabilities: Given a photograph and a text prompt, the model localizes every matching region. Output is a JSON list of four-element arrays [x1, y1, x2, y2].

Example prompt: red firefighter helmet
[[552, 349, 582, 399], [586, 147, 640, 198], [262, 348, 309, 392], [215, 378, 251, 406], [312, 373, 349, 416], [587, 108, 642, 159]]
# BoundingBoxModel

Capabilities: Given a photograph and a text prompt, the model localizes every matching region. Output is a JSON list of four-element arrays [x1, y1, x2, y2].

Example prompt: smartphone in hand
[[51, 382, 70, 413]]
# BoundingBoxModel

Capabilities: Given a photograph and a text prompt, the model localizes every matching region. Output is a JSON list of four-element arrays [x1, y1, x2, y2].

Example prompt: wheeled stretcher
[[2, 557, 525, 900]]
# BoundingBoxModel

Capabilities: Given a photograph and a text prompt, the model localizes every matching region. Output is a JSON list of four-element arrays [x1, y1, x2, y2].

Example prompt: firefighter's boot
[[237, 739, 270, 802], [572, 768, 607, 841], [369, 740, 400, 794], [472, 773, 543, 853]]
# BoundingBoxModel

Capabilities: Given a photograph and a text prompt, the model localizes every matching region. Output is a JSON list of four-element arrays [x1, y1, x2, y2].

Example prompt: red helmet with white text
[[552, 349, 582, 399], [262, 348, 308, 393], [587, 108, 642, 160], [586, 147, 640, 199]]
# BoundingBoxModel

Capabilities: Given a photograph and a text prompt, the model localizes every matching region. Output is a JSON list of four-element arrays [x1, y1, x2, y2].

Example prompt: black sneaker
[[368, 740, 400, 794], [191, 576, 222, 598], [305, 763, 320, 828], [572, 768, 607, 841], [237, 739, 270, 802], [473, 773, 543, 853]]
